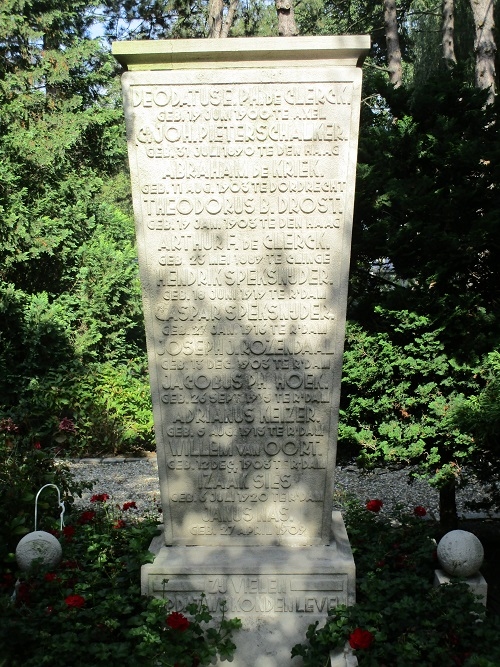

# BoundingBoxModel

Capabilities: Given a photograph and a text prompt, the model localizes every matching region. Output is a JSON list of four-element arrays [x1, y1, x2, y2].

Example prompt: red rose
[[33, 442, 41, 450], [44, 573, 58, 583], [90, 493, 109, 503], [113, 519, 126, 529], [63, 525, 76, 541], [65, 594, 85, 609], [366, 499, 383, 513], [122, 501, 137, 511], [414, 505, 427, 517], [166, 612, 190, 632], [349, 627, 375, 650], [78, 510, 96, 524]]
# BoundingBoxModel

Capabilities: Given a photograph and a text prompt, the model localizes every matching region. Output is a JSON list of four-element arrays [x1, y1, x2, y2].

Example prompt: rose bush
[[0, 416, 88, 562], [293, 497, 500, 666], [0, 496, 241, 667]]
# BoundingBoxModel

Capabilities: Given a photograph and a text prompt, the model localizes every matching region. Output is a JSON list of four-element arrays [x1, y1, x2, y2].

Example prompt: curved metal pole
[[34, 484, 65, 531]]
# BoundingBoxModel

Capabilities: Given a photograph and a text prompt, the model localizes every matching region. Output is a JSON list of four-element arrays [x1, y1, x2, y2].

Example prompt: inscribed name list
[[123, 68, 360, 547]]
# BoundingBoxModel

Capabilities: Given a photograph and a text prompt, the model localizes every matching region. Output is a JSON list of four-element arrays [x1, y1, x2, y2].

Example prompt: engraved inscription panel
[[123, 68, 362, 546], [149, 573, 349, 614]]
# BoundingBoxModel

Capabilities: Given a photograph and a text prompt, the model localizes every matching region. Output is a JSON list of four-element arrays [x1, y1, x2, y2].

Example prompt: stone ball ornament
[[437, 529, 484, 578], [16, 530, 63, 571], [15, 483, 65, 572]]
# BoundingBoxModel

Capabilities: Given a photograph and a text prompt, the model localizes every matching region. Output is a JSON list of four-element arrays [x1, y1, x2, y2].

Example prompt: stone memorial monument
[[113, 35, 370, 666]]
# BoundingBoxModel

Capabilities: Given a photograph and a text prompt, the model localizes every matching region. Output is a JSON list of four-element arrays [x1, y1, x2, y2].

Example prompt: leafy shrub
[[451, 350, 500, 512], [0, 275, 152, 457], [292, 497, 500, 666], [70, 359, 154, 456], [9, 360, 154, 457], [0, 499, 241, 667], [338, 309, 481, 527], [0, 200, 150, 459], [0, 283, 76, 407], [339, 310, 477, 484], [0, 283, 153, 456], [58, 216, 146, 364]]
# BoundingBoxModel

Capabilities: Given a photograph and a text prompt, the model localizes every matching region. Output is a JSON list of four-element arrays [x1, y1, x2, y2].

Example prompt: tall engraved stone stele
[[113, 36, 370, 667]]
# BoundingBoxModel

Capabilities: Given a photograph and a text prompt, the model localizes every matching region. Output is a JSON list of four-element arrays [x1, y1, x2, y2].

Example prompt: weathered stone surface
[[330, 644, 359, 667], [16, 530, 62, 571], [114, 36, 369, 549], [114, 35, 369, 665], [434, 569, 488, 606], [437, 529, 484, 577], [142, 511, 355, 666]]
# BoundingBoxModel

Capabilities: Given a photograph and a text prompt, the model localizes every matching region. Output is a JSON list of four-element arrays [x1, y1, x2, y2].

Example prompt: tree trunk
[[208, 0, 238, 38], [442, 0, 457, 68], [439, 481, 458, 533], [383, 0, 403, 88], [275, 0, 298, 37], [469, 0, 496, 104], [221, 0, 238, 38], [208, 0, 224, 37]]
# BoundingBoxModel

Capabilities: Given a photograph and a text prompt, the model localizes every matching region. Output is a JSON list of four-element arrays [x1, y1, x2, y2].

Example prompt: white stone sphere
[[16, 531, 62, 571], [437, 530, 484, 577]]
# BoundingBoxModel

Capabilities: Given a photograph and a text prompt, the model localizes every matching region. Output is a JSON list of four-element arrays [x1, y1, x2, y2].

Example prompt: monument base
[[434, 569, 488, 606], [142, 511, 355, 667], [330, 644, 359, 666]]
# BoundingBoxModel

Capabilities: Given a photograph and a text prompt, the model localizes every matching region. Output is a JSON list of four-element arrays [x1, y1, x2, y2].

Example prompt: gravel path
[[67, 456, 493, 519]]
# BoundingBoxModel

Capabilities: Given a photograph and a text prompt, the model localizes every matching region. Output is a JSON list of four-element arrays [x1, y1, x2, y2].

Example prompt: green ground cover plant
[[292, 496, 500, 667], [0, 496, 240, 667]]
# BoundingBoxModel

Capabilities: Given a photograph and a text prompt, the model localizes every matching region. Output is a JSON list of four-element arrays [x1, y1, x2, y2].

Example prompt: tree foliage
[[0, 0, 499, 524], [0, 1, 150, 455], [340, 310, 477, 488], [102, 0, 210, 40], [292, 0, 499, 521], [338, 66, 499, 524], [351, 74, 500, 357]]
